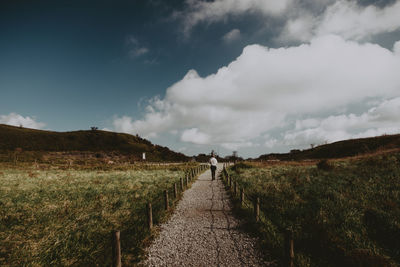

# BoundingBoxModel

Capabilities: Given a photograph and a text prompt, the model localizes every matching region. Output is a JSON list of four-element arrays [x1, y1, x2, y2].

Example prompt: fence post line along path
[[145, 166, 204, 232], [164, 190, 169, 210], [222, 164, 298, 266], [174, 183, 178, 199], [143, 163, 272, 266], [112, 230, 121, 267], [106, 165, 206, 265], [147, 202, 153, 230], [285, 228, 295, 267]]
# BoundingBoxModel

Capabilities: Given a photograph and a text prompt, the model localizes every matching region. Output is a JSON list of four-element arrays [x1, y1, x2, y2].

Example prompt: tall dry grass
[[228, 153, 400, 266], [0, 162, 195, 266]]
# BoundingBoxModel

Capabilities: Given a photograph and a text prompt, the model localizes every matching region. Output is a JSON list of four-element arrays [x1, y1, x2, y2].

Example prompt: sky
[[1, 0, 400, 158]]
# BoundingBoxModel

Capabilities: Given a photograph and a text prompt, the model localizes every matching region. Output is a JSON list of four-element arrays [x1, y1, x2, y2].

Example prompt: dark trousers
[[211, 165, 217, 180]]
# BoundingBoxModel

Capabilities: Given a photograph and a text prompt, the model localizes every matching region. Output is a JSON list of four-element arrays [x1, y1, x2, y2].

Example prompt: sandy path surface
[[143, 164, 274, 266]]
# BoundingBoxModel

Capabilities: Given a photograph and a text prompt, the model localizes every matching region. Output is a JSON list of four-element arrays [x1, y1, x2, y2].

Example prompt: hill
[[0, 124, 189, 162], [257, 133, 400, 161]]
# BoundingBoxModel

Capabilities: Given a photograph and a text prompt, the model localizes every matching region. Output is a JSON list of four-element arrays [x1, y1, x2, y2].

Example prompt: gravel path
[[143, 164, 274, 266]]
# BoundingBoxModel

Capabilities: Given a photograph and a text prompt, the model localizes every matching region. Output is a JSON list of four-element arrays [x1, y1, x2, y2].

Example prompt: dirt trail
[[143, 164, 274, 266]]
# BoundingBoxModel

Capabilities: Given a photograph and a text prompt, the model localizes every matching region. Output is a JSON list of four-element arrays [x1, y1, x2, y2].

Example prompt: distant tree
[[224, 153, 243, 163], [310, 144, 315, 149], [232, 151, 239, 163], [90, 127, 98, 131]]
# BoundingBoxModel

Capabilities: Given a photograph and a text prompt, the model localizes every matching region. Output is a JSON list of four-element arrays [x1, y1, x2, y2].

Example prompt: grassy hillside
[[258, 134, 400, 161], [227, 153, 400, 266], [0, 124, 189, 162]]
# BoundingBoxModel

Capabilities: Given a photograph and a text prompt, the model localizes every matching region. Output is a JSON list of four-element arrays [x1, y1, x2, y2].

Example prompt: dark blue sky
[[1, 0, 400, 157], [0, 0, 252, 130]]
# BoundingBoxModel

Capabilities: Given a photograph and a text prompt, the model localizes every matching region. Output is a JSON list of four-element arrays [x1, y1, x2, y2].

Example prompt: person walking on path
[[209, 153, 218, 180], [144, 164, 274, 266]]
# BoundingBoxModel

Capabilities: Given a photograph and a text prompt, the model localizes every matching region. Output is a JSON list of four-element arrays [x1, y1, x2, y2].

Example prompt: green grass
[[227, 154, 400, 267], [0, 163, 198, 266], [257, 134, 400, 161], [0, 124, 189, 162]]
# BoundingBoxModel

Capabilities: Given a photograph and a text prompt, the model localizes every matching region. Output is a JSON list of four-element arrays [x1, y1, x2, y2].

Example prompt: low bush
[[316, 159, 334, 170], [232, 162, 253, 172]]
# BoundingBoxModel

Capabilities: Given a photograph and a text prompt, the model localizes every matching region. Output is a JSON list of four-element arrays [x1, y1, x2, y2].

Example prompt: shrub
[[317, 159, 334, 171], [232, 162, 253, 172]]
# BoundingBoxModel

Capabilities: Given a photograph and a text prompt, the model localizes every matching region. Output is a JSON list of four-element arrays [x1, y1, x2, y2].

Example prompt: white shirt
[[209, 157, 218, 166]]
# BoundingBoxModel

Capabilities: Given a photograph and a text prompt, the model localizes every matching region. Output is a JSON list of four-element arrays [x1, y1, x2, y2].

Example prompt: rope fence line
[[221, 163, 295, 267], [111, 164, 208, 267], [111, 163, 209, 267]]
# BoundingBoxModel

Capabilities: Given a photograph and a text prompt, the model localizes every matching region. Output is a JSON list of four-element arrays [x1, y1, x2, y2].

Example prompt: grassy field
[[0, 124, 189, 162], [0, 162, 199, 266], [257, 134, 400, 161], [226, 152, 400, 267]]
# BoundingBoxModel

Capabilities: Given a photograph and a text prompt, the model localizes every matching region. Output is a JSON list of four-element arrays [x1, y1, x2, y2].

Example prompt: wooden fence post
[[240, 188, 244, 207], [112, 230, 121, 267], [185, 175, 188, 187], [234, 181, 237, 196], [147, 202, 153, 230], [285, 228, 294, 267], [180, 178, 184, 191], [164, 190, 169, 210], [174, 183, 177, 199], [254, 197, 260, 222]]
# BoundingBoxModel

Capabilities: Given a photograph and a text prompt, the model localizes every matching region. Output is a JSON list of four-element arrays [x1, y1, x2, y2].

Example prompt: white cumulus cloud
[[178, 0, 400, 43], [222, 28, 241, 43], [178, 0, 291, 35], [113, 35, 400, 152], [181, 128, 211, 144], [0, 113, 45, 129], [283, 97, 400, 147], [281, 0, 400, 42]]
